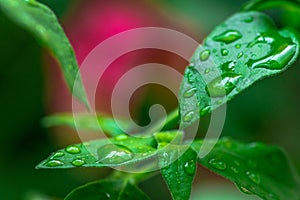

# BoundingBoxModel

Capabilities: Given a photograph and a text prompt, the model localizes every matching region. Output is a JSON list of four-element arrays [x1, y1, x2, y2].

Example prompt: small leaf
[[179, 11, 299, 127], [0, 0, 90, 108], [191, 138, 300, 200], [158, 144, 197, 200], [36, 135, 157, 169], [65, 179, 150, 200], [42, 113, 132, 137]]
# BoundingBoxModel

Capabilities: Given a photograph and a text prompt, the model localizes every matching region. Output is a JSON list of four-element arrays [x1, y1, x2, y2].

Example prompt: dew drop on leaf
[[97, 144, 133, 164], [65, 145, 81, 154], [246, 171, 261, 184], [221, 61, 236, 72], [71, 159, 85, 167], [206, 73, 241, 97], [204, 68, 210, 74], [208, 158, 227, 170], [238, 186, 253, 194], [45, 159, 64, 167], [200, 106, 211, 116], [115, 134, 128, 141], [183, 88, 197, 98], [183, 160, 196, 176], [213, 30, 242, 44], [247, 32, 297, 70], [200, 49, 211, 61], [235, 43, 242, 49], [50, 151, 64, 159], [243, 16, 253, 23], [183, 111, 194, 122], [237, 52, 243, 58], [221, 48, 229, 56]]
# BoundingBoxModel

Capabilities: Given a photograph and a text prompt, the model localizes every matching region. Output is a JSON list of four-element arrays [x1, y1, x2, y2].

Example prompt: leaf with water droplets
[[65, 179, 150, 200], [0, 0, 90, 108], [42, 113, 132, 137], [36, 135, 157, 169], [158, 144, 197, 200], [190, 137, 300, 200], [179, 11, 299, 128]]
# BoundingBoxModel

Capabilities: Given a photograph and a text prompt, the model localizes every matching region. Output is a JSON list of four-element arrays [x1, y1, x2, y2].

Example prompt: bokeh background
[[0, 0, 300, 199]]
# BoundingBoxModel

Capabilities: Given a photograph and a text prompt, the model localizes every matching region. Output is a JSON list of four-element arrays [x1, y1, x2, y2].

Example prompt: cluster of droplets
[[44, 145, 86, 167], [182, 15, 297, 124]]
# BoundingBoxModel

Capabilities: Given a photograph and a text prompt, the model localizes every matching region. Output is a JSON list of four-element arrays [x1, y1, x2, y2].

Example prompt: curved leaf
[[0, 0, 89, 108], [191, 138, 300, 200], [179, 11, 299, 128], [42, 113, 132, 137], [36, 135, 157, 169], [65, 179, 150, 200]]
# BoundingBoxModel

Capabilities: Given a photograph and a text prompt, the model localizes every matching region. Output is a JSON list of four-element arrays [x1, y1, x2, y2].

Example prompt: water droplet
[[243, 16, 253, 23], [209, 158, 226, 170], [237, 52, 243, 59], [235, 44, 241, 49], [183, 111, 194, 122], [206, 73, 242, 97], [183, 87, 197, 98], [115, 134, 128, 141], [45, 159, 64, 167], [221, 61, 236, 72], [51, 151, 64, 159], [106, 193, 111, 199], [184, 160, 196, 176], [230, 166, 239, 173], [217, 99, 223, 105], [238, 186, 253, 194], [200, 50, 211, 61], [200, 106, 211, 116], [205, 68, 210, 74], [97, 144, 133, 164], [187, 66, 199, 84], [213, 30, 242, 44], [25, 0, 37, 6], [247, 32, 296, 70], [246, 171, 261, 184], [65, 145, 81, 154], [221, 49, 229, 56], [71, 159, 85, 167]]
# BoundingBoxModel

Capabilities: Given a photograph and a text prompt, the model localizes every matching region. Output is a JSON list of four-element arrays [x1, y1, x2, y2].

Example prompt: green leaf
[[191, 138, 300, 200], [0, 0, 90, 108], [242, 0, 300, 11], [65, 179, 150, 200], [158, 144, 197, 200], [36, 135, 157, 169], [42, 113, 132, 137], [179, 11, 299, 127]]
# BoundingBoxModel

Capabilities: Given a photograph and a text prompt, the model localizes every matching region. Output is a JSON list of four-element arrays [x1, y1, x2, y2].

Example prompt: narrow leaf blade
[[0, 0, 89, 107]]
